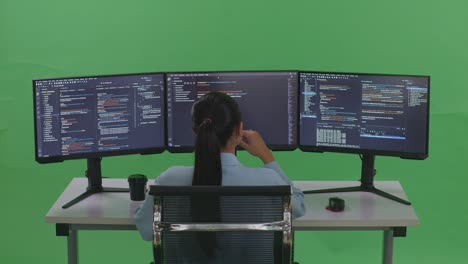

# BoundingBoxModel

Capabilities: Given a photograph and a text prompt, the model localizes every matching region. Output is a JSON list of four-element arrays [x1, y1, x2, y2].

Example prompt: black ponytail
[[192, 91, 241, 186], [190, 92, 241, 258], [193, 118, 222, 185]]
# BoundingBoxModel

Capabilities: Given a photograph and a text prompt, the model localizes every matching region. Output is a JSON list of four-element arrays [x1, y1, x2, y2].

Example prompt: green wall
[[1, 0, 467, 263]]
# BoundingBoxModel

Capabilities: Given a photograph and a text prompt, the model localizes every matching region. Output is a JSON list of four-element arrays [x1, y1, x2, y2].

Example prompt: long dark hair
[[191, 91, 241, 258], [192, 91, 242, 185]]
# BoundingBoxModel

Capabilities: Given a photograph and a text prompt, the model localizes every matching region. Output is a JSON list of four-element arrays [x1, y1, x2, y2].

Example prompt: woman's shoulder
[[163, 165, 194, 174], [238, 164, 280, 176], [154, 166, 194, 185], [223, 164, 284, 185]]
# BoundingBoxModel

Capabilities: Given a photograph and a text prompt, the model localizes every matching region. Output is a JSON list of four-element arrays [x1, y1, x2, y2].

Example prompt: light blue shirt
[[134, 153, 305, 241]]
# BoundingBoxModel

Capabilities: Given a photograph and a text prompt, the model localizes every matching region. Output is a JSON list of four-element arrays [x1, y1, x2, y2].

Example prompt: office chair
[[149, 185, 294, 264]]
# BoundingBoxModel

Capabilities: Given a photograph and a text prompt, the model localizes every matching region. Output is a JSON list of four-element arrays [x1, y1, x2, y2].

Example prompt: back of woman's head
[[191, 91, 241, 186]]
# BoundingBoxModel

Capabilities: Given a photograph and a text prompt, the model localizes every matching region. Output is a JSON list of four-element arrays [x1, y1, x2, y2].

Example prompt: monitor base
[[303, 154, 411, 205], [303, 185, 411, 205], [62, 158, 129, 209], [62, 187, 129, 209]]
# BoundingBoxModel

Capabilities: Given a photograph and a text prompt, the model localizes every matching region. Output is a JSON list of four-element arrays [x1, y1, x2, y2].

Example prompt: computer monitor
[[299, 71, 430, 205], [33, 72, 165, 208], [299, 72, 430, 159], [166, 71, 298, 152], [33, 73, 165, 163]]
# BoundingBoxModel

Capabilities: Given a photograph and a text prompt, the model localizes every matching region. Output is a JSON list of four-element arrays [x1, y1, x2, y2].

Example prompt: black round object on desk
[[128, 174, 148, 201], [326, 197, 345, 212]]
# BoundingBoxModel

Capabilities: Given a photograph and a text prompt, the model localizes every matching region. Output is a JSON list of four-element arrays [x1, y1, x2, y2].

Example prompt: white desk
[[46, 178, 419, 264]]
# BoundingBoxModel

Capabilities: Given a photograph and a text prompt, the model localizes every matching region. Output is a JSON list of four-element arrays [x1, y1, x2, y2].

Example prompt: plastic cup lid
[[128, 174, 148, 183]]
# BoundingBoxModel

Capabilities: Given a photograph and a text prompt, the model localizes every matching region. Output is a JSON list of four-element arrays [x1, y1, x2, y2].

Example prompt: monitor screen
[[166, 71, 298, 152], [299, 72, 429, 159], [33, 73, 165, 163]]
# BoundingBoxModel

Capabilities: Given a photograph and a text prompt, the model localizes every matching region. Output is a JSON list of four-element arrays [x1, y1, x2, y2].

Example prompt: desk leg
[[68, 229, 78, 264], [383, 229, 394, 264]]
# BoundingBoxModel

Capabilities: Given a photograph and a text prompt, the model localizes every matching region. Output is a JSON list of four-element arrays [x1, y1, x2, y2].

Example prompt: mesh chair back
[[150, 186, 292, 264]]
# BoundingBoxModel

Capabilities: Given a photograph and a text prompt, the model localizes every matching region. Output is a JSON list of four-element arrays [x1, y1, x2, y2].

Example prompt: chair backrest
[[149, 185, 293, 264]]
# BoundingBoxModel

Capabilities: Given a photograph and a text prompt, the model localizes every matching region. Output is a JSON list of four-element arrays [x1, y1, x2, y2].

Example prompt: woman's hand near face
[[239, 130, 275, 164]]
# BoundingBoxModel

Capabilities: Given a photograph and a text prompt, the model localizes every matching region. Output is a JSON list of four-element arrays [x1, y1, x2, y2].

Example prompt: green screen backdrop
[[1, 0, 467, 263]]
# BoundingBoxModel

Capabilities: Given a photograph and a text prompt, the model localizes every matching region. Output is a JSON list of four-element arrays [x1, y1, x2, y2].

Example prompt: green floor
[[1, 0, 468, 263]]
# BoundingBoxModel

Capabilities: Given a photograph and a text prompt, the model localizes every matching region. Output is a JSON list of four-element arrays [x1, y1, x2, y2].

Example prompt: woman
[[135, 91, 305, 241]]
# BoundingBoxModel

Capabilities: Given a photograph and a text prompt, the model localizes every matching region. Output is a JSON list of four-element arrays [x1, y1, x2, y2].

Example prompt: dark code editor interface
[[35, 74, 165, 158], [299, 72, 429, 154], [166, 72, 298, 149]]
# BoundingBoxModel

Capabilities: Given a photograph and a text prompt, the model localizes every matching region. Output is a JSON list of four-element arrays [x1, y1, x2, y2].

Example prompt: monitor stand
[[303, 154, 411, 205], [62, 158, 129, 209]]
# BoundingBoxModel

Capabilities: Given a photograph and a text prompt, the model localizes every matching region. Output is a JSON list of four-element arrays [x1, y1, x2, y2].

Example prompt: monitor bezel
[[165, 70, 300, 153], [33, 72, 167, 164], [298, 71, 430, 160]]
